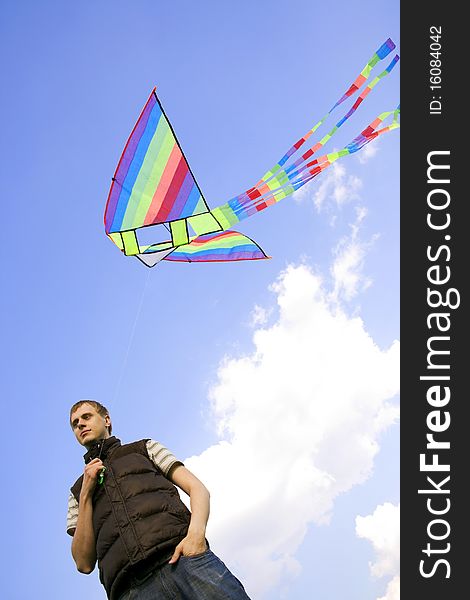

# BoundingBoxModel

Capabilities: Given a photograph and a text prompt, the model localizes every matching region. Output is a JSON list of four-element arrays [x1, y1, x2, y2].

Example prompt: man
[[67, 400, 251, 600]]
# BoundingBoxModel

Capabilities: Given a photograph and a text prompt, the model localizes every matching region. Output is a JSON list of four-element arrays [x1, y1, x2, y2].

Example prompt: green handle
[[98, 467, 106, 485]]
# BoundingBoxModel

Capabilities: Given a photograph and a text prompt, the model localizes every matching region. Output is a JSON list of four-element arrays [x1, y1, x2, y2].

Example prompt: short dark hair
[[69, 400, 112, 434]]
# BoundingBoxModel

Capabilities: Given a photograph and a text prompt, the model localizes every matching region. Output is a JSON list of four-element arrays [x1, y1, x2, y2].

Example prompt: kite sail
[[104, 38, 400, 267]]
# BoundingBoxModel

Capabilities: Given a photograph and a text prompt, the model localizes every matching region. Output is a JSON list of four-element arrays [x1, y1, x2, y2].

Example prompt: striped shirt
[[66, 439, 182, 535]]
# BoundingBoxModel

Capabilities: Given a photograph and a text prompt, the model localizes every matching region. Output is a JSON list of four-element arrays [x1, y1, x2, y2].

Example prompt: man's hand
[[167, 465, 211, 564], [72, 459, 103, 573], [80, 458, 104, 499], [168, 531, 208, 564]]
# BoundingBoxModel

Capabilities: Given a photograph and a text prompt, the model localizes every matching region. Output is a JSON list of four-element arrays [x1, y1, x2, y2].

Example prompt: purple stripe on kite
[[105, 94, 156, 231], [285, 161, 314, 182], [285, 147, 297, 159], [386, 55, 400, 73], [346, 134, 368, 153], [336, 106, 355, 128], [115, 96, 157, 183], [285, 155, 306, 175], [190, 231, 226, 242], [111, 102, 162, 232], [332, 94, 350, 110], [292, 179, 308, 190], [228, 197, 244, 211], [182, 184, 204, 219], [236, 201, 257, 218], [245, 206, 258, 218], [377, 38, 395, 59], [237, 192, 255, 206], [166, 172, 197, 222], [165, 246, 265, 262]]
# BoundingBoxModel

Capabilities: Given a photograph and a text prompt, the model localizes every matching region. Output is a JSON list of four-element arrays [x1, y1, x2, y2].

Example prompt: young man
[[67, 400, 251, 600]]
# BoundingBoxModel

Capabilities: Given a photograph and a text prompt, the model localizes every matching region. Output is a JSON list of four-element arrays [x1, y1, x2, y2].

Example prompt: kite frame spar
[[104, 39, 400, 267]]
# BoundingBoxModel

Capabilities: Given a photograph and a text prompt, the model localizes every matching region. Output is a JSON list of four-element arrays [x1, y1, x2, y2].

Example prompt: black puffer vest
[[70, 437, 191, 600]]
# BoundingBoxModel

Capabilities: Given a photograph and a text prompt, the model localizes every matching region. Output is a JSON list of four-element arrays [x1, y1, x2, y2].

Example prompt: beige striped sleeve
[[146, 439, 183, 477], [66, 491, 79, 536]]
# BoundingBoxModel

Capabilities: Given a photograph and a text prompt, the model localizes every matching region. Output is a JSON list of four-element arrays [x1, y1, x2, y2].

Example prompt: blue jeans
[[118, 550, 251, 599]]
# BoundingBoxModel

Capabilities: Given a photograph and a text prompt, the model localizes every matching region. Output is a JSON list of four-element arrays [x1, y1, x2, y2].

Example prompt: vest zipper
[[103, 460, 146, 562]]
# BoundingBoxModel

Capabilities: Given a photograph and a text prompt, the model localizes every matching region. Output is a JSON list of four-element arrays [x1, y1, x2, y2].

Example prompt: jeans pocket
[[180, 547, 210, 561], [181, 549, 229, 578]]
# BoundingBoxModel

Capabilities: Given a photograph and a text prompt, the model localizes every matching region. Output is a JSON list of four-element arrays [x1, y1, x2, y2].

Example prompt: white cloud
[[295, 158, 380, 305], [292, 159, 364, 231], [293, 141, 381, 215], [249, 304, 271, 327], [311, 161, 362, 212], [358, 140, 379, 164], [330, 206, 378, 302], [183, 264, 400, 598], [356, 502, 400, 599], [378, 576, 400, 600]]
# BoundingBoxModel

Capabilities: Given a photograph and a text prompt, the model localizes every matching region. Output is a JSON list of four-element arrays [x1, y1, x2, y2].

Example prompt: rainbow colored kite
[[104, 39, 400, 267]]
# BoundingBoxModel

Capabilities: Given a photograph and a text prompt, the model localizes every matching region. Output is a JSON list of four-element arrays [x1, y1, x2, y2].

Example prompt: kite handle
[[98, 467, 106, 485]]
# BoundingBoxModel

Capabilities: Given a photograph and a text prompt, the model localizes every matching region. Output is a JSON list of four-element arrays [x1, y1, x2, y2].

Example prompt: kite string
[[111, 268, 151, 404]]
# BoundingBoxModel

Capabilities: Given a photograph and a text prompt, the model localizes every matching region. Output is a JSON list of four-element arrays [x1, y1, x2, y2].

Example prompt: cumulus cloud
[[356, 502, 400, 599], [183, 263, 400, 598], [378, 576, 400, 600]]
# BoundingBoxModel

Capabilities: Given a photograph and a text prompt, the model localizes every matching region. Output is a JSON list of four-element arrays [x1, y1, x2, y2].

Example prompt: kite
[[104, 39, 400, 267]]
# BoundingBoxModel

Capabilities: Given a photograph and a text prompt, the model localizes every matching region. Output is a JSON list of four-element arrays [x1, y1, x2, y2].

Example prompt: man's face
[[70, 403, 111, 448]]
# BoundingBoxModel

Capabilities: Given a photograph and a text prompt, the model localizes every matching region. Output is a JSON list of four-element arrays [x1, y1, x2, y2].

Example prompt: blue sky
[[1, 1, 399, 598]]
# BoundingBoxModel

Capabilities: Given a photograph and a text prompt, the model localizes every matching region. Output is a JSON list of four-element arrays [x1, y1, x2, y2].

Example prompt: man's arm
[[71, 458, 103, 573], [168, 465, 210, 563]]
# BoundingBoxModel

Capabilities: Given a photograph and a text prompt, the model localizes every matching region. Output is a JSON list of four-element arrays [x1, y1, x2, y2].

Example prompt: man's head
[[70, 400, 112, 448]]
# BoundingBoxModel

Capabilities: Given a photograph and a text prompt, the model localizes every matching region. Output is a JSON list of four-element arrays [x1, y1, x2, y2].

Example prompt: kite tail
[[207, 40, 400, 231], [211, 39, 399, 229], [236, 39, 399, 204]]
